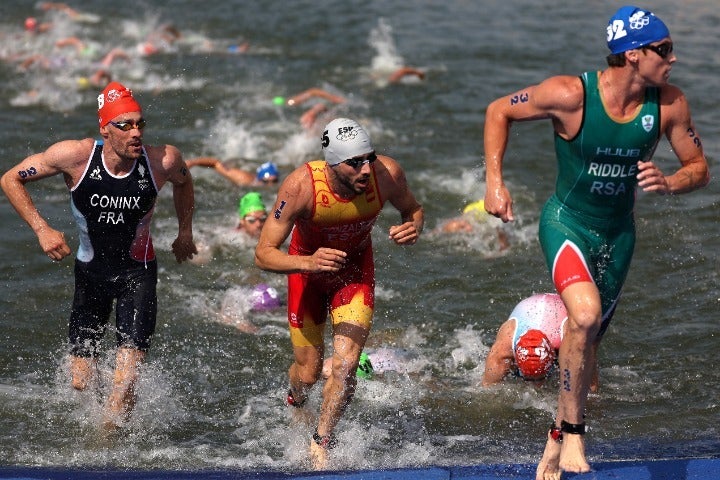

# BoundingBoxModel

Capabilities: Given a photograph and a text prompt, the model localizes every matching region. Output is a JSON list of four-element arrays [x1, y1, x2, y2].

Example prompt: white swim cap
[[322, 118, 374, 166]]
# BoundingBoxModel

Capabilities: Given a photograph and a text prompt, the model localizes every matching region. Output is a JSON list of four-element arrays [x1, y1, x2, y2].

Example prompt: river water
[[1, 0, 718, 473]]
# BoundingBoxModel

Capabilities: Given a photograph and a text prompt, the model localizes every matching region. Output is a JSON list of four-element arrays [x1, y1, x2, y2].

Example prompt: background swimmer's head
[[24, 17, 38, 32], [514, 329, 555, 380], [237, 192, 267, 237], [250, 283, 281, 311], [463, 199, 489, 222], [238, 192, 266, 218], [256, 162, 279, 184]]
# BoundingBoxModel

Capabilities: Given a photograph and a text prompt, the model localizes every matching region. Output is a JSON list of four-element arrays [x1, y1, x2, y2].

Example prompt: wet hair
[[606, 52, 627, 67]]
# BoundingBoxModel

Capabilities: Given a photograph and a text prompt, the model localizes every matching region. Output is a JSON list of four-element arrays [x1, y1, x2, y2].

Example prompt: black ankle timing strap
[[313, 430, 338, 450], [561, 420, 587, 435], [549, 420, 587, 443]]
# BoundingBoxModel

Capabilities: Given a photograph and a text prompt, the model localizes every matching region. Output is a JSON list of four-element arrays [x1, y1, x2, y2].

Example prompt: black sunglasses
[[343, 152, 377, 169], [109, 119, 147, 131], [643, 42, 673, 59]]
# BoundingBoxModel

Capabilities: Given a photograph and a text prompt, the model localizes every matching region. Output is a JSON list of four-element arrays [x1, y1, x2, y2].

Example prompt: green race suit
[[539, 71, 661, 335]]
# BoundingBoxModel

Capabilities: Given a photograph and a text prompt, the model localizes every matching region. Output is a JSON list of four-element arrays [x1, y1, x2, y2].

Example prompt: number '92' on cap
[[606, 6, 670, 55]]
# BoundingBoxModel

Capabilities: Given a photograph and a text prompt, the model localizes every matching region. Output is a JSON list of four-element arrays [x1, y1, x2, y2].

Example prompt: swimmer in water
[[482, 293, 599, 391], [186, 158, 279, 187], [236, 192, 268, 238], [438, 199, 510, 251]]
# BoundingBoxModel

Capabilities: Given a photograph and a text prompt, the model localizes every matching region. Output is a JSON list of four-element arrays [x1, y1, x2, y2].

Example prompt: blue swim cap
[[256, 162, 279, 182], [607, 6, 670, 54]]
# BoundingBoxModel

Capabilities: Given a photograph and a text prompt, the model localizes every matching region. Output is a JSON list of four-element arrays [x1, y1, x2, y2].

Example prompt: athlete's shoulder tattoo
[[510, 92, 530, 106], [18, 166, 38, 179], [687, 127, 702, 148], [274, 200, 287, 220]]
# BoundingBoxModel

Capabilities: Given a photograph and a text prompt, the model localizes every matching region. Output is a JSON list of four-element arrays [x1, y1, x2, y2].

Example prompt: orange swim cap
[[97, 82, 142, 126]]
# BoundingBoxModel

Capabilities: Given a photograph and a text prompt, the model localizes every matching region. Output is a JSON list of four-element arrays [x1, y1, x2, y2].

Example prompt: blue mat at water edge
[[2, 457, 720, 480]]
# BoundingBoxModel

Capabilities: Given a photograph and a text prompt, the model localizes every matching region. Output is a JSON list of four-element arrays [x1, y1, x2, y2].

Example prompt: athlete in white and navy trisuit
[[1, 81, 197, 430], [69, 140, 159, 359]]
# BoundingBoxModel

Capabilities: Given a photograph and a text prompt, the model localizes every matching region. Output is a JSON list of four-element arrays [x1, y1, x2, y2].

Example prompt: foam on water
[[2, 0, 720, 472]]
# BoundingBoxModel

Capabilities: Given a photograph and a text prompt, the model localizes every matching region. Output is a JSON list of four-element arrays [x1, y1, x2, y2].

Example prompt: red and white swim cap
[[514, 329, 556, 380], [97, 82, 142, 126]]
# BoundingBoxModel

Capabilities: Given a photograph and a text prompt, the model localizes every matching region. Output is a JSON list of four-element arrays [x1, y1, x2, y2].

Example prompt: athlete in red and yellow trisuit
[[287, 158, 382, 348], [255, 118, 423, 469]]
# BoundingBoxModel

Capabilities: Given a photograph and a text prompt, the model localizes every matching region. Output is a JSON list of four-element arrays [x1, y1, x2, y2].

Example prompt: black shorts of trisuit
[[68, 260, 158, 357]]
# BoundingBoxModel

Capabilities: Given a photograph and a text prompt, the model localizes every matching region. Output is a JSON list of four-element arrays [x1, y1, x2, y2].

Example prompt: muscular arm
[[388, 66, 424, 83], [0, 139, 93, 260], [483, 75, 583, 223], [287, 88, 346, 106], [185, 157, 220, 169], [254, 167, 347, 273], [377, 156, 424, 245], [482, 319, 517, 386], [637, 85, 710, 194], [186, 157, 256, 186], [150, 145, 197, 262], [214, 163, 256, 186]]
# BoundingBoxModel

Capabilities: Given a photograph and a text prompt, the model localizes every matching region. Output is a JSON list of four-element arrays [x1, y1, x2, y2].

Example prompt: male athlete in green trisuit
[[483, 6, 709, 479]]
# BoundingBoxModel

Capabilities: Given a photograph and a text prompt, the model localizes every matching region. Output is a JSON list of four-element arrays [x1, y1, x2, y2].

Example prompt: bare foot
[[559, 433, 591, 474], [309, 439, 329, 470], [287, 390, 316, 426], [536, 434, 562, 480], [92, 416, 123, 448], [101, 406, 126, 434], [70, 356, 97, 390]]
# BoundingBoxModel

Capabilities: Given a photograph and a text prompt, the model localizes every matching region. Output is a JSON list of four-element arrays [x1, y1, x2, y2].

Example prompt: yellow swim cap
[[76, 77, 91, 90], [463, 200, 488, 221]]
